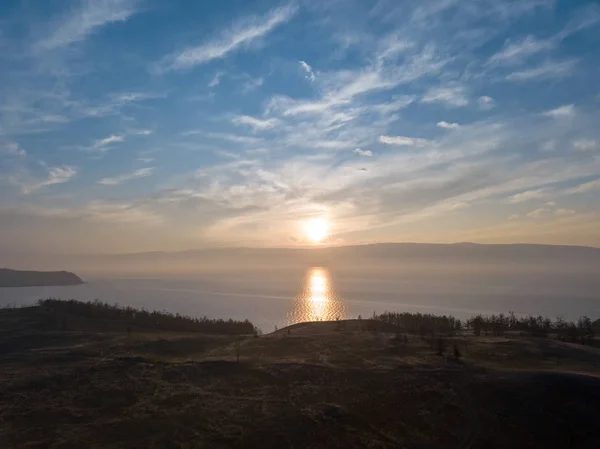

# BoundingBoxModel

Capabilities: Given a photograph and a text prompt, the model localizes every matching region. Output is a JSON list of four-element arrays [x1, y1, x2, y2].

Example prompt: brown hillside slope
[[1, 307, 600, 449]]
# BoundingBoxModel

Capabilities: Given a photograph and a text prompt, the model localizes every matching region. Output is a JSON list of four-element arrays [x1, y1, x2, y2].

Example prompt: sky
[[1, 0, 600, 254]]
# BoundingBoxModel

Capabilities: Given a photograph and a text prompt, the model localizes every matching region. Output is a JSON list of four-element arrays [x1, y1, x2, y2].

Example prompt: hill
[[0, 268, 84, 287], [1, 301, 600, 448]]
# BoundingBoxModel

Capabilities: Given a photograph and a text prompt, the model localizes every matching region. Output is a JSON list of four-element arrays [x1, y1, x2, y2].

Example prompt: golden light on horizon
[[304, 218, 329, 243]]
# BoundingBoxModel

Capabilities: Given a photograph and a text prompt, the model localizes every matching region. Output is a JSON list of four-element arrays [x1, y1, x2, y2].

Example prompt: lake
[[1, 266, 599, 332]]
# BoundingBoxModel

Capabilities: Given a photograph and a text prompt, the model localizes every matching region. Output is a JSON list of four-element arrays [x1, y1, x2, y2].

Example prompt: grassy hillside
[[1, 302, 600, 448]]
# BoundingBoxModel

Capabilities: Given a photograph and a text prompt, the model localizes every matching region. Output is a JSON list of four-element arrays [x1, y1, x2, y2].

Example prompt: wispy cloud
[[86, 134, 125, 152], [477, 96, 496, 110], [81, 91, 164, 118], [299, 61, 316, 81], [505, 59, 577, 81], [354, 148, 373, 157], [2, 142, 27, 157], [572, 140, 598, 152], [543, 104, 575, 119], [206, 132, 263, 144], [232, 115, 279, 131], [240, 76, 264, 94], [379, 135, 431, 147], [555, 208, 575, 216], [160, 4, 298, 71], [21, 166, 78, 194], [509, 187, 552, 203], [208, 71, 225, 88], [421, 85, 469, 107], [526, 207, 550, 218], [37, 0, 140, 50], [437, 121, 461, 129], [567, 179, 600, 194], [488, 35, 555, 66], [82, 200, 163, 225], [98, 167, 155, 185]]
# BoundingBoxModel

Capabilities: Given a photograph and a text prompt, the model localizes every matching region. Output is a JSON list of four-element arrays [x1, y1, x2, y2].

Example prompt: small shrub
[[453, 342, 461, 360], [436, 337, 447, 356]]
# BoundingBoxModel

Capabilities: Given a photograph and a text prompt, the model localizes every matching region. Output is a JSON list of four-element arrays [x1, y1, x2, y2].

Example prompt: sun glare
[[305, 218, 329, 243]]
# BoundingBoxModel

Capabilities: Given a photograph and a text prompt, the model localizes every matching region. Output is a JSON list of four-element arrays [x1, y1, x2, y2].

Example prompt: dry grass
[[1, 310, 600, 448]]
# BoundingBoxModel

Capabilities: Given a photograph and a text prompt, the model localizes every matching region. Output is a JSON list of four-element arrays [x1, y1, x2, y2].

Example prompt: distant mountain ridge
[[2, 243, 599, 277], [91, 241, 600, 255], [90, 242, 600, 263], [0, 269, 84, 287]]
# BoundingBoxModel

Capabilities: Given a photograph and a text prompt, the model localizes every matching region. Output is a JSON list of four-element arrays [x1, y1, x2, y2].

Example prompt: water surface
[[1, 266, 598, 332]]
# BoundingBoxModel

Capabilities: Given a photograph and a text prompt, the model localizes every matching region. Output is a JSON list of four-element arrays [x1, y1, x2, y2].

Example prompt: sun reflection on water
[[286, 267, 347, 325]]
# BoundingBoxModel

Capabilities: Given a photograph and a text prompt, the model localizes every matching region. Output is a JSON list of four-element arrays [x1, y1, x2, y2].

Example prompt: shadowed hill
[[0, 268, 83, 287], [1, 302, 600, 448]]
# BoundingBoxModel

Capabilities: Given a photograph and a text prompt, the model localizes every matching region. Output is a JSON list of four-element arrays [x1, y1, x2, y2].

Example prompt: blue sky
[[1, 0, 600, 254]]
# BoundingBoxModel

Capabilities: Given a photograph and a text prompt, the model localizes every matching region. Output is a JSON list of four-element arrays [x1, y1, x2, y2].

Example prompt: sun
[[304, 218, 329, 243]]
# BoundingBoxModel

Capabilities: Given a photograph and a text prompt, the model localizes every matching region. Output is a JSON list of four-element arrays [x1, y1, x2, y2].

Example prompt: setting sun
[[304, 218, 329, 243]]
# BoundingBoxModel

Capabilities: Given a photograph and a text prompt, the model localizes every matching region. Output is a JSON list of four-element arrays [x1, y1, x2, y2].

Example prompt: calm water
[[1, 266, 599, 332]]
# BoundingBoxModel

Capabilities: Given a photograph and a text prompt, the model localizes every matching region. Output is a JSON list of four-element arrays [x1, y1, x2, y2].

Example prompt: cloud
[[232, 115, 279, 131], [508, 214, 520, 220], [526, 207, 550, 218], [160, 4, 298, 71], [567, 179, 600, 194], [572, 140, 598, 152], [487, 10, 600, 68], [555, 208, 575, 216], [208, 71, 225, 88], [206, 132, 263, 144], [114, 92, 157, 103], [379, 135, 431, 147], [421, 85, 469, 107], [541, 141, 556, 152], [22, 166, 78, 194], [240, 76, 264, 94], [82, 201, 163, 225], [137, 157, 154, 164], [299, 61, 316, 81], [87, 134, 125, 152], [488, 35, 555, 66], [98, 167, 155, 185], [543, 104, 575, 119], [2, 143, 27, 157], [100, 135, 124, 145], [81, 92, 164, 118], [509, 187, 551, 203], [477, 96, 496, 110], [437, 121, 461, 129], [505, 59, 577, 81], [37, 0, 140, 50], [266, 44, 449, 118], [354, 148, 373, 157], [134, 129, 153, 136]]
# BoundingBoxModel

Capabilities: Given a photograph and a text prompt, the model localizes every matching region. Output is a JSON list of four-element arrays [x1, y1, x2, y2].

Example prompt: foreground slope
[[1, 307, 600, 448]]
